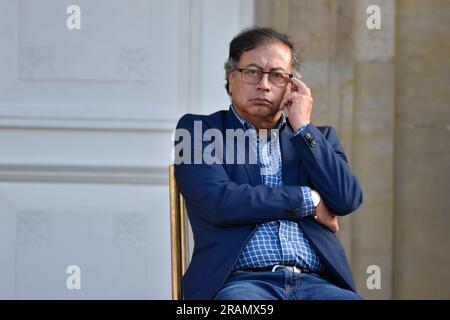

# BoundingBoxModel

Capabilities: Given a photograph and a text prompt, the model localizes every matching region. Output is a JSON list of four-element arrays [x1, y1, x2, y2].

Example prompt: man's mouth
[[250, 97, 272, 105]]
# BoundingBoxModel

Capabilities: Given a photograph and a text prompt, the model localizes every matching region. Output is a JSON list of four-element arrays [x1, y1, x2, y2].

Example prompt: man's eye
[[247, 70, 259, 76], [271, 72, 284, 79]]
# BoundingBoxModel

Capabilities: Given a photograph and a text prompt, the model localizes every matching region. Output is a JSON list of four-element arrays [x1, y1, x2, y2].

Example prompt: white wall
[[0, 0, 253, 299]]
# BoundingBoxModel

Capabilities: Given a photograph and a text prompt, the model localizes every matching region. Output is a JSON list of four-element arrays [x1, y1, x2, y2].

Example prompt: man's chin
[[247, 105, 280, 117]]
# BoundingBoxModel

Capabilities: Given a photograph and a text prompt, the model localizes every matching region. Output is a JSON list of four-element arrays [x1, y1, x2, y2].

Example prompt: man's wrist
[[293, 123, 310, 136], [300, 186, 314, 217], [311, 189, 321, 208]]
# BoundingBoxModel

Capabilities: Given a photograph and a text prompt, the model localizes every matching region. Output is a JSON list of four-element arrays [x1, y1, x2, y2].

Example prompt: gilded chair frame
[[169, 164, 192, 300]]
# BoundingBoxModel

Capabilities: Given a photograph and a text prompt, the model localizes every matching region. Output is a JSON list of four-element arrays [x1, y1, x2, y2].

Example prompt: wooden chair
[[169, 164, 193, 300]]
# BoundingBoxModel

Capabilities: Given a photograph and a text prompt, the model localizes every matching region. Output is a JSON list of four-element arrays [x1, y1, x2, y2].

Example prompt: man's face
[[228, 41, 292, 121]]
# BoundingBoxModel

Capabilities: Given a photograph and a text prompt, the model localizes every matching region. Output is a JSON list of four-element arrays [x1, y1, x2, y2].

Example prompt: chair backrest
[[169, 164, 193, 300]]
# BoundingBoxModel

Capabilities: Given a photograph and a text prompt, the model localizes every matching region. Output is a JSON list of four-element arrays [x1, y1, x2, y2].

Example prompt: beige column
[[351, 0, 396, 299], [255, 0, 450, 299], [394, 0, 450, 299]]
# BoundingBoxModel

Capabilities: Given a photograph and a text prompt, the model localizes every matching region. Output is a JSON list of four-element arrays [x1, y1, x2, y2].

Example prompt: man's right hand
[[314, 200, 339, 233]]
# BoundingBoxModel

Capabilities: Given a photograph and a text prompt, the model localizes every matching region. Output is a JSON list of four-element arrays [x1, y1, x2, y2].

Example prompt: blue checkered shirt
[[231, 106, 324, 273]]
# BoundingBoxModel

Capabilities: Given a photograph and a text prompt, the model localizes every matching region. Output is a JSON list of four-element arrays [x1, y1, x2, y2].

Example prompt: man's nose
[[256, 73, 270, 90]]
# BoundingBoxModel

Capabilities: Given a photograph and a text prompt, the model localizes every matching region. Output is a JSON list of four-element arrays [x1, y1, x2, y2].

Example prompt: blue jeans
[[213, 269, 363, 300]]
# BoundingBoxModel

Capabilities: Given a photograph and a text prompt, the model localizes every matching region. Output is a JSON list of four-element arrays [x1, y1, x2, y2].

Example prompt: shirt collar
[[230, 104, 286, 131]]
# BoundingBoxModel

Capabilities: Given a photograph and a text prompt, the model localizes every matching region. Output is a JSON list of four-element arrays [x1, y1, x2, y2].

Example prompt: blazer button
[[304, 133, 316, 148]]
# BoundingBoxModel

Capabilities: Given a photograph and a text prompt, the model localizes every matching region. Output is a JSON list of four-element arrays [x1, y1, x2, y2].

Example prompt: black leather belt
[[250, 265, 312, 274]]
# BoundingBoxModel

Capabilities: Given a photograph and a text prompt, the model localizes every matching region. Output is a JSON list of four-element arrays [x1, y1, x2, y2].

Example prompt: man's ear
[[227, 72, 235, 95]]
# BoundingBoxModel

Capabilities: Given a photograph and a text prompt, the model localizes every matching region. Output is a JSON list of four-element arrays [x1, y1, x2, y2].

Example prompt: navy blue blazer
[[174, 107, 363, 300]]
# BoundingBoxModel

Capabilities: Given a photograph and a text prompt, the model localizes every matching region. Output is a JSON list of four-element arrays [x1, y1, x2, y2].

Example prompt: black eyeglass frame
[[237, 68, 293, 87]]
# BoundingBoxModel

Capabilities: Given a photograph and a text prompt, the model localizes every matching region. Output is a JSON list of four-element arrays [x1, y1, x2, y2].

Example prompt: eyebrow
[[244, 63, 287, 72]]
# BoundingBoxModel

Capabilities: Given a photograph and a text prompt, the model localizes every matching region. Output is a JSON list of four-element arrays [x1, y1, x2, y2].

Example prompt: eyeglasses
[[237, 68, 293, 87]]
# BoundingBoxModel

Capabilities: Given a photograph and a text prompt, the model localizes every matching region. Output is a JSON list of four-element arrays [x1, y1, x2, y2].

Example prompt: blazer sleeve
[[290, 124, 363, 215], [174, 114, 310, 227]]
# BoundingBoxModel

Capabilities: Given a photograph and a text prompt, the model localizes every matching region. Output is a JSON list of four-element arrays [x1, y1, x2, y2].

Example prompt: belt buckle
[[292, 266, 302, 273], [271, 265, 302, 273]]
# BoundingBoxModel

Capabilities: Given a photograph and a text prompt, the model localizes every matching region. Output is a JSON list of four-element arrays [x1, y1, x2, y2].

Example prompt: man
[[174, 27, 363, 300]]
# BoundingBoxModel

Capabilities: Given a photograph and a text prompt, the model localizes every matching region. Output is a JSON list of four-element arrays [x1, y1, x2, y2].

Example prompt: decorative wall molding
[[114, 212, 148, 249], [19, 46, 152, 83], [0, 103, 178, 131], [0, 192, 16, 299], [0, 0, 255, 299], [115, 48, 151, 83], [0, 163, 168, 185], [0, 116, 177, 132], [19, 46, 54, 80], [17, 210, 50, 246]]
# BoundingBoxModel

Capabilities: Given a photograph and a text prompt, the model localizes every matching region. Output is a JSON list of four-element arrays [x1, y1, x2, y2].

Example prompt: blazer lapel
[[224, 108, 262, 186], [280, 125, 300, 186]]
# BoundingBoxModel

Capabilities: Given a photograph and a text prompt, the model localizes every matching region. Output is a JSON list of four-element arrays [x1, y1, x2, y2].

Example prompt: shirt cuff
[[293, 124, 309, 136], [300, 186, 315, 217]]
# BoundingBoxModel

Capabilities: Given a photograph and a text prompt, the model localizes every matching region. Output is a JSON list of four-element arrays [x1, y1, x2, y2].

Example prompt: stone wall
[[394, 0, 450, 299], [256, 0, 450, 299]]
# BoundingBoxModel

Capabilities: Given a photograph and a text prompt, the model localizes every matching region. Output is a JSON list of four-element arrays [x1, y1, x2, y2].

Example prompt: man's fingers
[[280, 99, 292, 111], [329, 220, 339, 233], [289, 77, 300, 92], [315, 207, 339, 233], [289, 77, 302, 90], [285, 82, 292, 94], [279, 87, 293, 110], [290, 78, 311, 96], [333, 218, 339, 233], [299, 81, 311, 96]]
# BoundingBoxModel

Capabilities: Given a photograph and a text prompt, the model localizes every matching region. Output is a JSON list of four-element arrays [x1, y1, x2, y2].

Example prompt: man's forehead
[[239, 42, 292, 68]]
